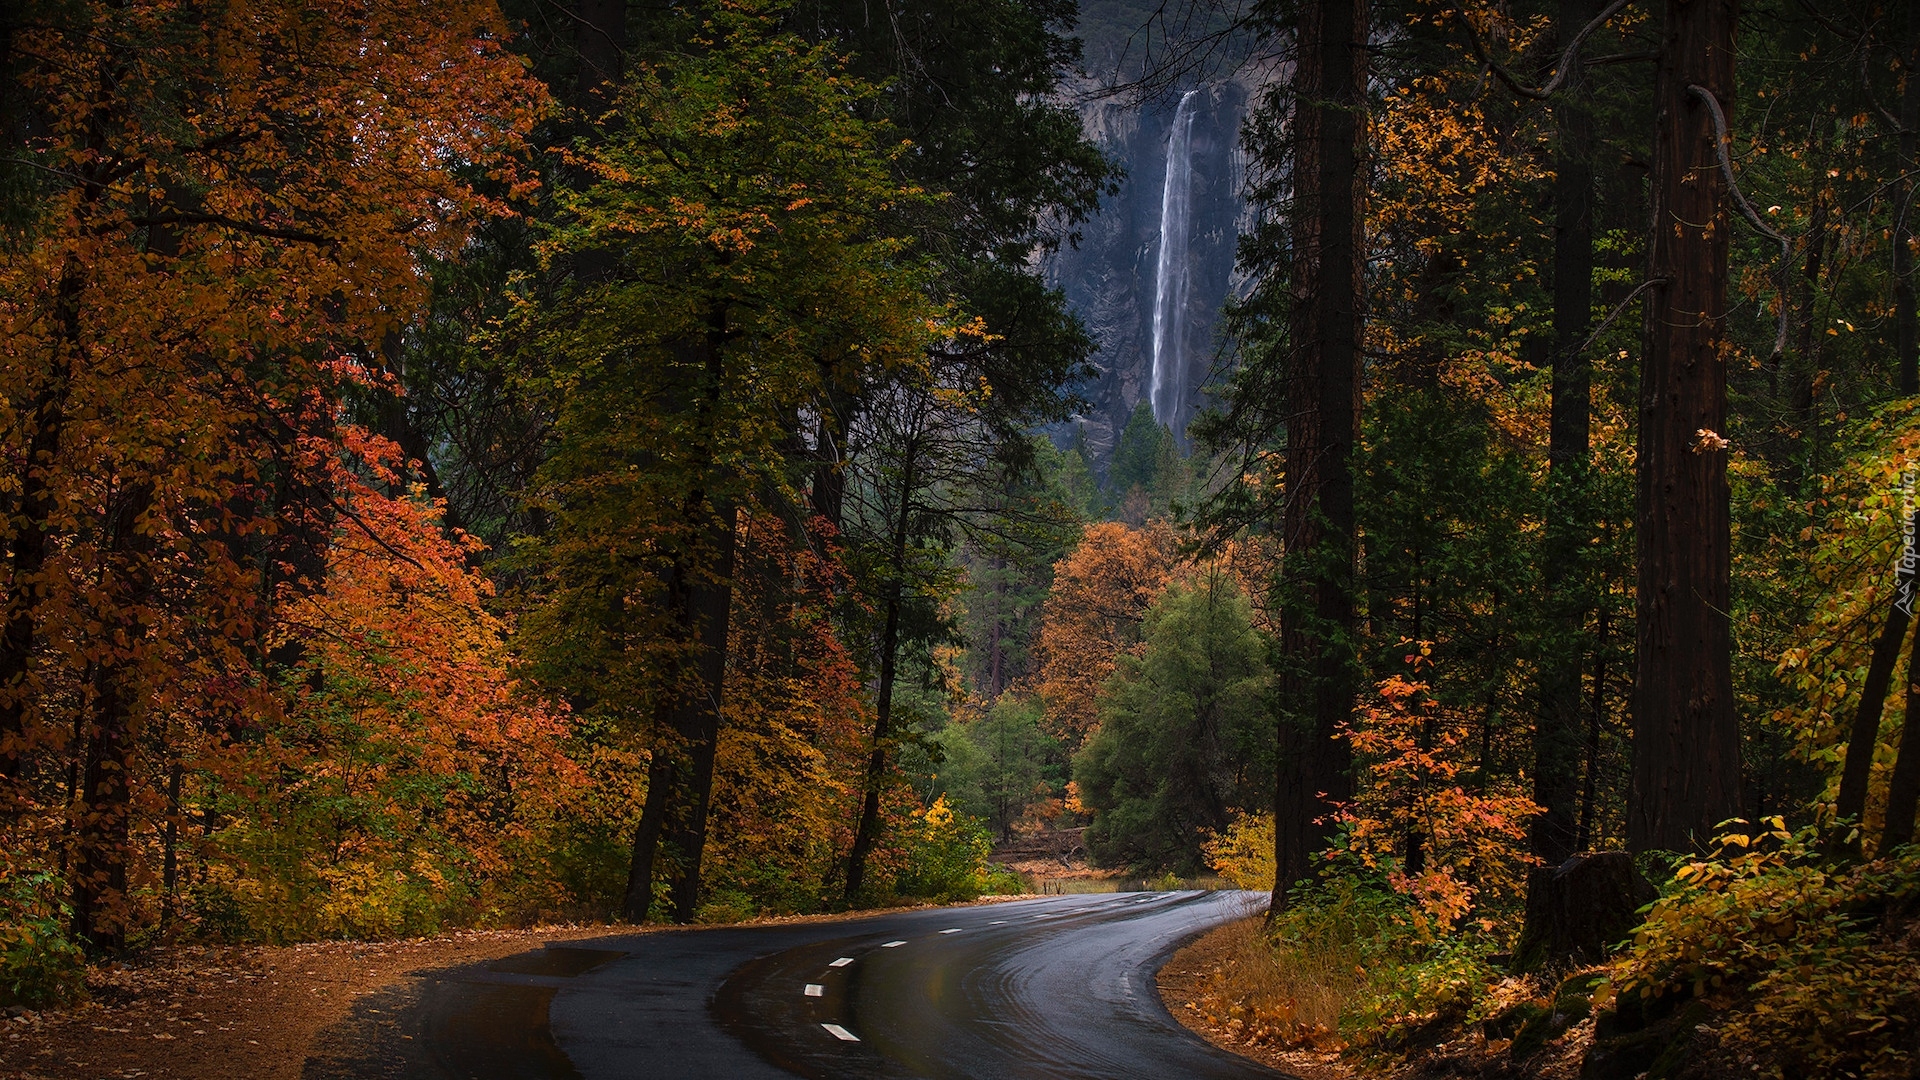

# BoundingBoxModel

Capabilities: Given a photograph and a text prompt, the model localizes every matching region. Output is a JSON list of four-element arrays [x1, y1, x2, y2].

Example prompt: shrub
[[1203, 812, 1275, 891], [1192, 870, 1512, 1054], [1603, 819, 1920, 1079], [0, 865, 86, 1009], [695, 888, 759, 924], [978, 864, 1028, 896], [893, 796, 996, 902]]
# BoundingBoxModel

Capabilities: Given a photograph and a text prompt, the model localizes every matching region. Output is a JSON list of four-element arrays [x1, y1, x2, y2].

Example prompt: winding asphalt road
[[303, 890, 1292, 1079]]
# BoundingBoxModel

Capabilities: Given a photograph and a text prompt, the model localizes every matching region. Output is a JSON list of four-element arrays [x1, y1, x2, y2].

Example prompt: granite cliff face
[[1043, 80, 1257, 468]]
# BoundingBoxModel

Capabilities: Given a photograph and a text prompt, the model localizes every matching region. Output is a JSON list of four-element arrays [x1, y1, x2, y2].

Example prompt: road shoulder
[[1157, 915, 1358, 1080], [0, 925, 618, 1080]]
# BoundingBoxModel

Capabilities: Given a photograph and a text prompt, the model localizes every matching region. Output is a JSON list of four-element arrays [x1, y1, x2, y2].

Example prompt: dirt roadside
[[0, 924, 621, 1080], [1156, 918, 1358, 1080], [1156, 916, 1600, 1080], [0, 897, 1039, 1080]]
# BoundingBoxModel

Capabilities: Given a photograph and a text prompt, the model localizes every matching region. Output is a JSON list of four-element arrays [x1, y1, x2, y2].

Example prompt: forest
[[2, 0, 1918, 1077]]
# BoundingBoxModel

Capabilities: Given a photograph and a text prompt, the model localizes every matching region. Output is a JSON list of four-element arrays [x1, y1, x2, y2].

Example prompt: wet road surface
[[305, 890, 1292, 1079]]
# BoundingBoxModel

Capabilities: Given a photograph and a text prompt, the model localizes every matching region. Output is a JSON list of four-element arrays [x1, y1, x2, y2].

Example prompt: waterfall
[[1149, 89, 1200, 433]]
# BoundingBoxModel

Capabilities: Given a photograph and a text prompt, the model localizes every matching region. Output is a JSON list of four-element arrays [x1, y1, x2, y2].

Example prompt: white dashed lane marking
[[939, 928, 964, 934], [828, 957, 855, 967], [880, 940, 906, 948], [804, 984, 824, 997], [822, 1023, 861, 1042]]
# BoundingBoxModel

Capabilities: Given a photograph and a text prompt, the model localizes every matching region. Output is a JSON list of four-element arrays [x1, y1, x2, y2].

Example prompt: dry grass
[[1159, 915, 1605, 1080], [1158, 914, 1365, 1080]]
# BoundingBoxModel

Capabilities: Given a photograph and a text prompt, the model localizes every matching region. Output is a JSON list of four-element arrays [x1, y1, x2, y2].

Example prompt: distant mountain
[[1041, 70, 1258, 471]]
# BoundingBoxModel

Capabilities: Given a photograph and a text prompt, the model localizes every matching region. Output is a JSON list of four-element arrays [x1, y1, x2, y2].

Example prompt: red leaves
[[1335, 651, 1540, 929]]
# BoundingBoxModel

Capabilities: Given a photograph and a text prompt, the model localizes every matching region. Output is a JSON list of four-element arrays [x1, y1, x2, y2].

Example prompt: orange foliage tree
[[0, 0, 542, 945], [701, 512, 873, 915], [1334, 649, 1539, 929], [1029, 520, 1177, 747], [215, 428, 578, 939]]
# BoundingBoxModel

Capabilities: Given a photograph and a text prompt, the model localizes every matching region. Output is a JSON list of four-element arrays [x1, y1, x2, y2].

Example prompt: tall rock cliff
[[1043, 79, 1255, 469]]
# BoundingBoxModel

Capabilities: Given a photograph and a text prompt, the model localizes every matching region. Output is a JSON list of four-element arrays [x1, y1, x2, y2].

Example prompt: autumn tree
[[1074, 571, 1273, 873], [936, 694, 1057, 842], [1031, 520, 1178, 747], [231, 430, 576, 939], [513, 2, 943, 923], [837, 348, 1081, 903], [698, 513, 872, 914], [1335, 654, 1540, 928], [0, 0, 539, 946]]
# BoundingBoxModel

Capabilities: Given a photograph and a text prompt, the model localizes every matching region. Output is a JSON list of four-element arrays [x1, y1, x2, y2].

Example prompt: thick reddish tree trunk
[[1628, 0, 1743, 853], [1272, 0, 1366, 904]]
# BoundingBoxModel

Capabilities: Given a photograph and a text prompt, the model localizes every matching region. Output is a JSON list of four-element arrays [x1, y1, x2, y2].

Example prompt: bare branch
[[1688, 83, 1793, 356], [128, 212, 338, 245], [1454, 0, 1634, 102], [1567, 277, 1668, 361], [1584, 50, 1658, 67]]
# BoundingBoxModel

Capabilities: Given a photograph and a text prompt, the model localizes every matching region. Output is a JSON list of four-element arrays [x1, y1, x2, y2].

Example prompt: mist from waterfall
[[1149, 88, 1200, 434]]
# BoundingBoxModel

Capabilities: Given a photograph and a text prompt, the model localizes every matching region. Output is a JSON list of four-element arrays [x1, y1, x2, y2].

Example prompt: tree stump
[[1514, 852, 1658, 973]]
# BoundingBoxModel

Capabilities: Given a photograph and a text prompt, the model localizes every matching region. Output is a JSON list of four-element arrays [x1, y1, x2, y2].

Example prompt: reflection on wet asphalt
[[304, 891, 1293, 1080]]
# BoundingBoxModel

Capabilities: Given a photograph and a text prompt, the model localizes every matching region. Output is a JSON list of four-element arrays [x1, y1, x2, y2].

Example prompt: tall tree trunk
[[1534, 0, 1597, 874], [623, 501, 737, 924], [1789, 197, 1827, 489], [0, 378, 62, 795], [70, 481, 154, 951], [845, 442, 917, 906], [988, 556, 1007, 698], [1629, 0, 1743, 853], [162, 754, 182, 926], [1577, 588, 1610, 850], [0, 264, 81, 800], [810, 397, 848, 531], [1833, 512, 1917, 847], [73, 666, 135, 950], [623, 311, 736, 924], [1881, 612, 1920, 850], [662, 505, 735, 922], [1272, 0, 1366, 906]]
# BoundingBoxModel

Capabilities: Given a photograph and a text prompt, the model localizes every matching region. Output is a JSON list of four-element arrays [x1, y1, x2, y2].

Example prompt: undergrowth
[[1188, 819, 1920, 1079], [0, 860, 86, 1008], [1601, 820, 1920, 1079]]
